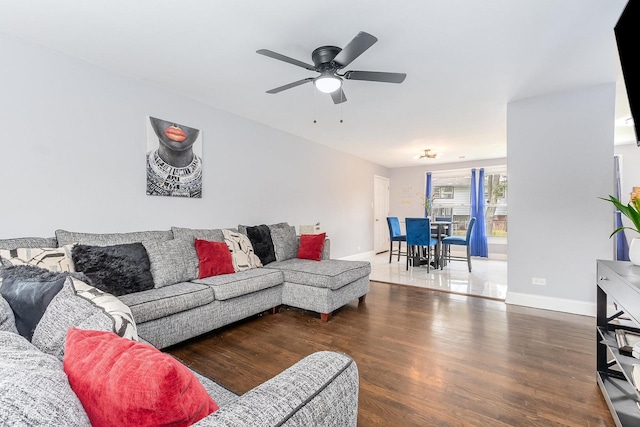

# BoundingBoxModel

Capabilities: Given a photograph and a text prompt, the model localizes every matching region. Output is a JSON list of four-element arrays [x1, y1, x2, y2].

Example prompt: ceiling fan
[[256, 31, 407, 104]]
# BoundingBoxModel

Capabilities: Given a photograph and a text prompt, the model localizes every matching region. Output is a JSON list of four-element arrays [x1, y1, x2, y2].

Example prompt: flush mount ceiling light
[[415, 149, 439, 159], [313, 72, 343, 93]]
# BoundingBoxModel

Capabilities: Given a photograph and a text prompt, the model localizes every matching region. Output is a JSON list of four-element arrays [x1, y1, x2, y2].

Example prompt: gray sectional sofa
[[47, 224, 370, 348], [0, 223, 369, 426], [0, 285, 359, 426]]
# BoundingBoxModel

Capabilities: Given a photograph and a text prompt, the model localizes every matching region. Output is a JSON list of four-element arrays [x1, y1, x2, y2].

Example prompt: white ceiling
[[0, 0, 634, 168]]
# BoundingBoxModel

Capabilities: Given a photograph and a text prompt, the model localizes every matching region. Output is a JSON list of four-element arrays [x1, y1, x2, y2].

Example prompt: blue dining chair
[[441, 217, 476, 272], [386, 217, 406, 263], [405, 217, 439, 272]]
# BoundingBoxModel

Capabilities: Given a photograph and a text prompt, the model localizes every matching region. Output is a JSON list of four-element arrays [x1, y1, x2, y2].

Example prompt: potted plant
[[422, 195, 433, 218], [601, 194, 640, 264]]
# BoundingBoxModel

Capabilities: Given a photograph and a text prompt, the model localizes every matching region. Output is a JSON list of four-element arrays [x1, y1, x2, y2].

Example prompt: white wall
[[506, 84, 615, 315], [0, 34, 388, 258]]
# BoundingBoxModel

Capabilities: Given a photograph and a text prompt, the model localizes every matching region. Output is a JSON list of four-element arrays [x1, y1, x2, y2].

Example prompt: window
[[433, 186, 454, 199], [428, 167, 508, 238], [484, 171, 508, 237]]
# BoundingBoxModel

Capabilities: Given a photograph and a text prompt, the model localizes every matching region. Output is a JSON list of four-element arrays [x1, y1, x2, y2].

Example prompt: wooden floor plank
[[166, 282, 615, 426]]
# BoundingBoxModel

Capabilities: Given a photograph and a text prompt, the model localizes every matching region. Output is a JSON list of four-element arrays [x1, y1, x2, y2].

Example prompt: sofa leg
[[320, 312, 332, 322], [270, 305, 281, 315], [359, 295, 366, 304]]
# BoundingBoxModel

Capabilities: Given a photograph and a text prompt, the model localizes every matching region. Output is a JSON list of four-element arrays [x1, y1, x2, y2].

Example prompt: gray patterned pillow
[[0, 331, 91, 426], [171, 226, 225, 242], [55, 229, 173, 246], [0, 237, 58, 250], [31, 276, 136, 360], [0, 295, 18, 334], [142, 238, 199, 288], [268, 222, 299, 261], [68, 277, 137, 339]]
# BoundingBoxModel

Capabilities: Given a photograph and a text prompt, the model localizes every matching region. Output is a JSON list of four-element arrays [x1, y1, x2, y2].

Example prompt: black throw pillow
[[72, 243, 155, 296], [0, 265, 67, 340], [245, 225, 276, 265]]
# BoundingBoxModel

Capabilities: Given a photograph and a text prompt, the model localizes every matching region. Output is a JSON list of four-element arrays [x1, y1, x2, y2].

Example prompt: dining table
[[431, 219, 452, 269]]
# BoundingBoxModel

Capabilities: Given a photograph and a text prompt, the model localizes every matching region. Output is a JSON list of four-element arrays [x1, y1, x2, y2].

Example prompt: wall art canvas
[[146, 116, 203, 198]]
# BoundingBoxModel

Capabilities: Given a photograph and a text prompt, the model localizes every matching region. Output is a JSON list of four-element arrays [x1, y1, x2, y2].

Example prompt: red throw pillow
[[194, 239, 235, 278], [297, 232, 326, 261], [63, 328, 218, 427]]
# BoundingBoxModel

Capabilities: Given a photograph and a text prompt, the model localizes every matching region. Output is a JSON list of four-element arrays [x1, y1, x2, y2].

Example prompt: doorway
[[374, 175, 390, 254]]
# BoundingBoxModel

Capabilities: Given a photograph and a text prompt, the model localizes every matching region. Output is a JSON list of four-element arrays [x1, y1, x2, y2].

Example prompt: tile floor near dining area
[[352, 250, 508, 300]]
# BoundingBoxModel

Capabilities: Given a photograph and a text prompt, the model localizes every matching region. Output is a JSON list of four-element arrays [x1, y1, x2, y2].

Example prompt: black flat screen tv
[[615, 0, 640, 146]]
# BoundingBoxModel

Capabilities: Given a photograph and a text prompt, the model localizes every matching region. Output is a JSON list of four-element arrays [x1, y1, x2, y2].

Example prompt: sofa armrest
[[322, 238, 330, 260], [194, 351, 358, 427]]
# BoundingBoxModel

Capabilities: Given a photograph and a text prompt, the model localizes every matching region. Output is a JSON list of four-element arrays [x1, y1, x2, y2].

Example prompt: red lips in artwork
[[164, 126, 187, 142]]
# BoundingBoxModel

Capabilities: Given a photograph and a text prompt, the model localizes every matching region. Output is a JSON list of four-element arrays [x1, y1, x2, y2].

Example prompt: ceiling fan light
[[314, 75, 342, 93]]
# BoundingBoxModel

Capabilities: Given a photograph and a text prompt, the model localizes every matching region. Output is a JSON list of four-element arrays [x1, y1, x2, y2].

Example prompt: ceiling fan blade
[[257, 49, 316, 71], [266, 78, 314, 94], [344, 71, 407, 83], [330, 88, 347, 104], [333, 32, 378, 67]]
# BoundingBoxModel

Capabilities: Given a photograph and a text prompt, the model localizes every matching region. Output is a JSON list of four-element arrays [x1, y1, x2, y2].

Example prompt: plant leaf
[[601, 195, 640, 235]]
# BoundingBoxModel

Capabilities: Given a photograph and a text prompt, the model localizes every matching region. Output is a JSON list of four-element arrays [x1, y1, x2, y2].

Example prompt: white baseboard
[[505, 291, 595, 317], [339, 250, 376, 261]]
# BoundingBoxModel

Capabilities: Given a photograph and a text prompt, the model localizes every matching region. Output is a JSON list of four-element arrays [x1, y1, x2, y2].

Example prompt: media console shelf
[[597, 260, 640, 426]]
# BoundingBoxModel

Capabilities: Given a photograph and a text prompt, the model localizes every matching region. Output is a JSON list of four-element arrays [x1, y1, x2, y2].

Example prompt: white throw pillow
[[222, 229, 262, 271]]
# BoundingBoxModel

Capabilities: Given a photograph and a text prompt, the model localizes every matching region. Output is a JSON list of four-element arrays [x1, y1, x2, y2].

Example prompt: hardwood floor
[[166, 281, 615, 426]]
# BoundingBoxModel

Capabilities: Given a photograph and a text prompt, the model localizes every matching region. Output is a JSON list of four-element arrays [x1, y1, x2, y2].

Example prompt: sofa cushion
[[222, 229, 262, 271], [195, 239, 235, 278], [171, 226, 225, 242], [0, 265, 66, 340], [267, 222, 298, 261], [0, 331, 91, 427], [192, 268, 284, 301], [64, 328, 218, 427], [268, 259, 371, 290], [118, 282, 214, 323], [297, 233, 326, 261], [0, 295, 18, 333], [56, 230, 173, 246], [142, 238, 198, 288], [55, 229, 173, 246], [32, 276, 138, 360], [0, 245, 75, 273], [0, 236, 58, 250], [72, 243, 155, 296]]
